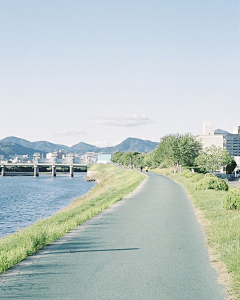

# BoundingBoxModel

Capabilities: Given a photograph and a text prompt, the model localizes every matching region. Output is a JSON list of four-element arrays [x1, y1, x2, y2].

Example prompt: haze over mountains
[[0, 137, 159, 158]]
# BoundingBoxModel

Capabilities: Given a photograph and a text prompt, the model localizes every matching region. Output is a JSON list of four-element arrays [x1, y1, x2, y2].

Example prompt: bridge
[[0, 163, 87, 177]]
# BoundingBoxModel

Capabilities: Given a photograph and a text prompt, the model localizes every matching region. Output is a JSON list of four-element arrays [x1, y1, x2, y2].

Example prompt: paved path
[[228, 180, 240, 188], [0, 172, 225, 299]]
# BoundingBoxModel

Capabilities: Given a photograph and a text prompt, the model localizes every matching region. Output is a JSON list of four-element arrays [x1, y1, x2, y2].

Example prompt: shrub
[[191, 167, 204, 173], [190, 173, 204, 182], [204, 173, 217, 178], [196, 177, 229, 191], [223, 188, 240, 210], [185, 172, 197, 178], [182, 170, 191, 176]]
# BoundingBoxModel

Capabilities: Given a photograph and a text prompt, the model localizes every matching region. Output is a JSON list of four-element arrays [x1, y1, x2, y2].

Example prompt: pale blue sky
[[0, 0, 239, 146]]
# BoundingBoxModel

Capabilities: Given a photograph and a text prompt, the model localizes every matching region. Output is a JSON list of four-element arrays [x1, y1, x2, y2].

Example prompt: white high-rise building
[[203, 122, 214, 135], [197, 123, 224, 149]]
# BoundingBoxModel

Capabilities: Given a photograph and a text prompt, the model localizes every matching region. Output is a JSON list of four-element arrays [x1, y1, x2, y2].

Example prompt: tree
[[195, 145, 233, 173], [154, 133, 201, 172], [111, 151, 146, 168], [131, 152, 146, 168], [143, 150, 159, 168], [226, 159, 237, 174], [111, 152, 125, 164]]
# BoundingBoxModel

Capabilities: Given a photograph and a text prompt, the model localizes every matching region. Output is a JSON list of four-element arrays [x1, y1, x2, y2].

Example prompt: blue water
[[0, 173, 96, 238]]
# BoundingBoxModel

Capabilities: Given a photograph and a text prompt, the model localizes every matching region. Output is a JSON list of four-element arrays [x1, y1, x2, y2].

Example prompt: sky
[[0, 0, 239, 147]]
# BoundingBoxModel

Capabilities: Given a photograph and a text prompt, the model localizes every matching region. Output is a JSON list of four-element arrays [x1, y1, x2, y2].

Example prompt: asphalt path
[[228, 180, 240, 188], [0, 172, 225, 299]]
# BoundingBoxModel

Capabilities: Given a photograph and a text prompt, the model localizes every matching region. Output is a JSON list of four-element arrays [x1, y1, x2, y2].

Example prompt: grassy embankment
[[0, 164, 144, 274], [152, 167, 240, 299]]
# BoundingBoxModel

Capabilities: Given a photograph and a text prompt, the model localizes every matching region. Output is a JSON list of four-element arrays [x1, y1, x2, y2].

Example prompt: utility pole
[[130, 158, 131, 169]]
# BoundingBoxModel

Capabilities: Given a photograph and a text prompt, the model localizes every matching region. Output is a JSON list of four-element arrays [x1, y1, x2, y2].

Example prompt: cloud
[[89, 114, 153, 127], [52, 130, 87, 137]]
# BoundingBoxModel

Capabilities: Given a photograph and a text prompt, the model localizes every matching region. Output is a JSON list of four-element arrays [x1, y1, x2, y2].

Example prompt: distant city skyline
[[0, 1, 239, 147]]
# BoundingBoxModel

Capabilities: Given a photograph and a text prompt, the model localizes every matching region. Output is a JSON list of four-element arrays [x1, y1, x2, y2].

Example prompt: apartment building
[[196, 122, 240, 167]]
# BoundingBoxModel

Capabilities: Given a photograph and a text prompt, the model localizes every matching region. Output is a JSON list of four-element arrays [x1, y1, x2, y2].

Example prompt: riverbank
[[151, 168, 240, 299], [0, 169, 225, 299], [0, 165, 144, 273]]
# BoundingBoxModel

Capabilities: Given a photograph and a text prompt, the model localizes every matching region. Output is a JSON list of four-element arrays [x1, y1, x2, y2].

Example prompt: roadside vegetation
[[195, 145, 234, 173], [113, 133, 240, 298], [111, 151, 147, 169], [151, 167, 240, 298], [112, 133, 234, 176], [0, 164, 144, 274]]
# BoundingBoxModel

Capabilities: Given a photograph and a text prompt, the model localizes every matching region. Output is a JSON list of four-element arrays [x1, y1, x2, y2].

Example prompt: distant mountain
[[0, 137, 68, 153], [0, 141, 46, 159], [68, 138, 159, 154], [69, 142, 98, 153], [214, 129, 230, 135], [0, 136, 159, 156], [101, 138, 159, 153]]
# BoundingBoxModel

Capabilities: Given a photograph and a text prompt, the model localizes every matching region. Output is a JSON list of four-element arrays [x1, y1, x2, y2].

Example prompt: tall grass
[[152, 168, 240, 299], [0, 165, 144, 273]]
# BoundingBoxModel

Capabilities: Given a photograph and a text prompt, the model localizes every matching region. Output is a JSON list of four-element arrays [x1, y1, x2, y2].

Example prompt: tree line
[[111, 133, 236, 174]]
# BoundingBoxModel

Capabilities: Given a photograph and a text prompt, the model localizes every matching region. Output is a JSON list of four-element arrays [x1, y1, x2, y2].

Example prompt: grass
[[152, 167, 240, 299], [0, 164, 144, 274]]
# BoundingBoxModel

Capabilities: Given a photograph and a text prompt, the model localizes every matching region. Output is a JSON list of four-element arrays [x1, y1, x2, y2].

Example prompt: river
[[0, 173, 96, 238]]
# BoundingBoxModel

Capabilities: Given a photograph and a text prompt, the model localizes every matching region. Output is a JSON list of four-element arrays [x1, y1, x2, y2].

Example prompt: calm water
[[0, 173, 96, 238]]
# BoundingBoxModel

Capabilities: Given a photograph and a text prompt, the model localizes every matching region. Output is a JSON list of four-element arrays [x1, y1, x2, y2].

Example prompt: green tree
[[111, 152, 125, 164], [132, 152, 146, 168], [143, 150, 159, 168], [154, 133, 201, 172], [111, 151, 146, 168], [122, 152, 134, 166], [195, 145, 233, 173], [226, 159, 237, 174]]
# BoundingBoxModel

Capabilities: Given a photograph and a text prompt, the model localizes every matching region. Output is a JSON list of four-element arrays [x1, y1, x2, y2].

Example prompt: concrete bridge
[[0, 163, 87, 177]]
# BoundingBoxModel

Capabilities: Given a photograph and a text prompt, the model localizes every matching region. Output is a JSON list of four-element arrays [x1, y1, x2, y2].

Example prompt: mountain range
[[0, 136, 159, 158], [0, 141, 47, 158]]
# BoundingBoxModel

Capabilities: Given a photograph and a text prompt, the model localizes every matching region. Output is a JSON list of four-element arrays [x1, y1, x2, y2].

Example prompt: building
[[196, 122, 224, 149], [11, 154, 30, 163], [97, 153, 112, 164], [57, 150, 66, 159], [46, 150, 66, 162], [46, 152, 58, 160], [224, 126, 240, 157], [197, 123, 240, 155], [33, 153, 41, 162], [196, 122, 240, 171], [83, 152, 97, 164]]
